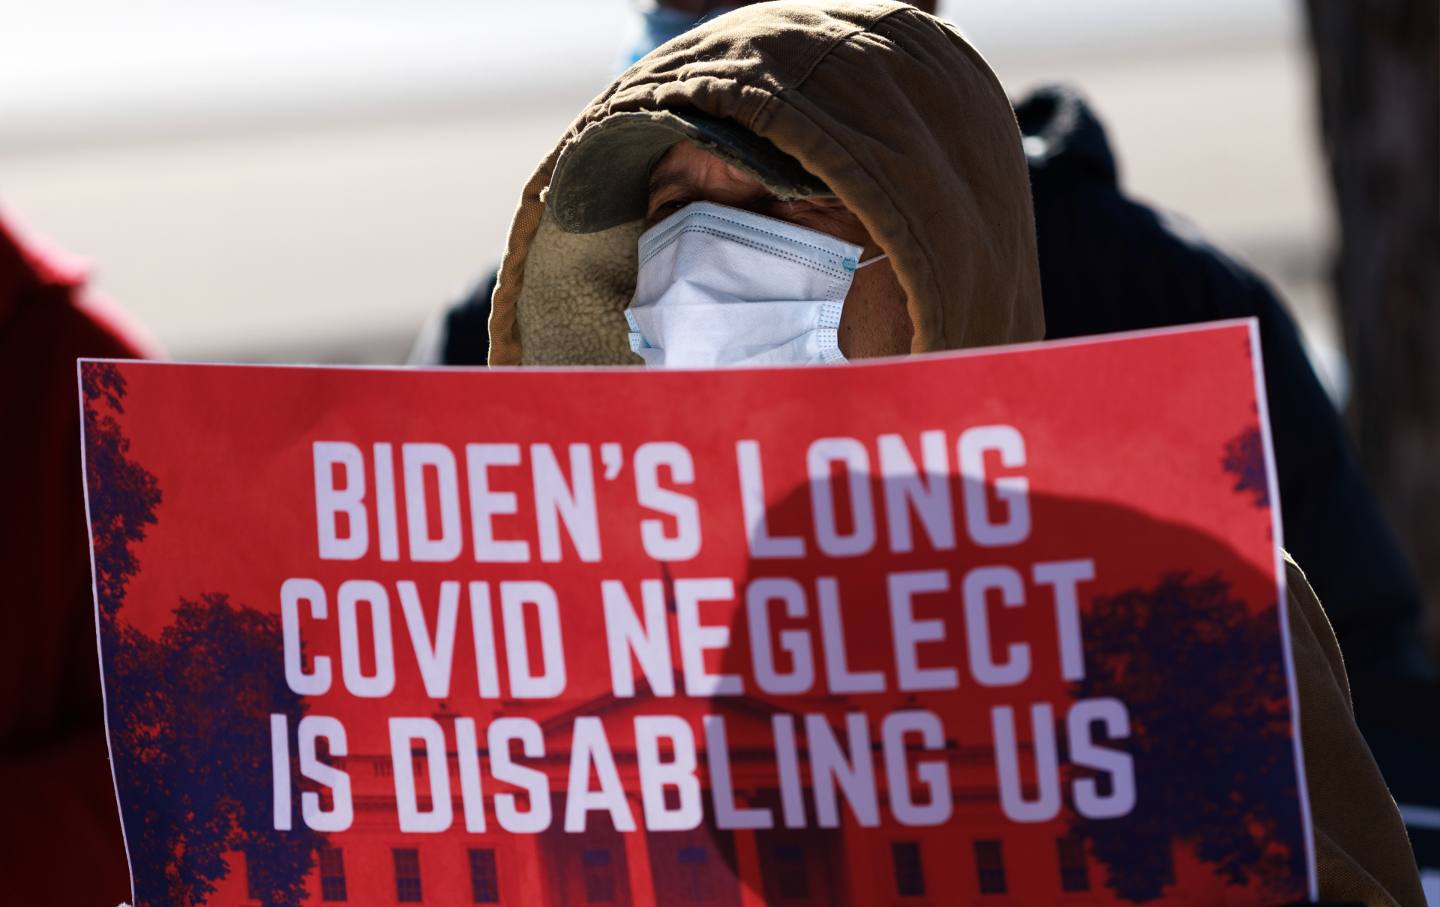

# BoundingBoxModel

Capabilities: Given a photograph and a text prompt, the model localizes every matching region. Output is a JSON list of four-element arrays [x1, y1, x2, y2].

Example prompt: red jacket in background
[[0, 209, 153, 906]]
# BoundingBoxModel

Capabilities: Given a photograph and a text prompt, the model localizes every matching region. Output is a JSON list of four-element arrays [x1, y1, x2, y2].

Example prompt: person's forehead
[[648, 141, 763, 191]]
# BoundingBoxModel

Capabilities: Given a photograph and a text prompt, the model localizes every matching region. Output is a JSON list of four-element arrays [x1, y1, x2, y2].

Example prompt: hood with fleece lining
[[487, 0, 1043, 365]]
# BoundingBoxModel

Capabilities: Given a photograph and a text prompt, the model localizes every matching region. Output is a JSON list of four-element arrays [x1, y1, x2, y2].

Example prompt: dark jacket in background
[[1015, 86, 1425, 676], [1013, 88, 1440, 874]]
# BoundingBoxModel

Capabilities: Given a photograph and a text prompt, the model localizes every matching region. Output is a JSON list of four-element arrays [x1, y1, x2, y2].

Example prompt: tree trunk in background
[[1304, 0, 1440, 660]]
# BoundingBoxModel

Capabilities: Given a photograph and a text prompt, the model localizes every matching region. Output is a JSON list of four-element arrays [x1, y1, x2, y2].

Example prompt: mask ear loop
[[842, 253, 889, 271]]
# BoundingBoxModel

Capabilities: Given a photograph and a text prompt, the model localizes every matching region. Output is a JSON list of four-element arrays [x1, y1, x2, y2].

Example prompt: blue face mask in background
[[621, 4, 743, 69]]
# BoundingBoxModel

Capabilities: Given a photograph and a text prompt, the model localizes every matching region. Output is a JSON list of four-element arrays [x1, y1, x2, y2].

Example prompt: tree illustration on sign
[[1073, 572, 1302, 902], [84, 363, 323, 907]]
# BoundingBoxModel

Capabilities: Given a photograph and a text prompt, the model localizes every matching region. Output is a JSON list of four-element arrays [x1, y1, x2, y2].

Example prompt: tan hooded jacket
[[487, 2, 1423, 903]]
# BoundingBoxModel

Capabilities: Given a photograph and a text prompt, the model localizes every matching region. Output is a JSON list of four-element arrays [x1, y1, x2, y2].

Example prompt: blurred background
[[0, 0, 1339, 369], [2, 0, 1436, 897]]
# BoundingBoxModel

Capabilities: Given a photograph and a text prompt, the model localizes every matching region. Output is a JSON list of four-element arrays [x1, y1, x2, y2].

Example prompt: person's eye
[[646, 196, 694, 224]]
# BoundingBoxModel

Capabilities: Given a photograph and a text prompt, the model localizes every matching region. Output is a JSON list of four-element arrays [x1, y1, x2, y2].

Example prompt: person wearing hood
[[480, 2, 1423, 903], [418, 6, 1440, 853], [417, 2, 1429, 706]]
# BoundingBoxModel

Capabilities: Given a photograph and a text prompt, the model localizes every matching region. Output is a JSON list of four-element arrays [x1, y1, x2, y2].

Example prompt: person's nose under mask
[[625, 201, 887, 368]]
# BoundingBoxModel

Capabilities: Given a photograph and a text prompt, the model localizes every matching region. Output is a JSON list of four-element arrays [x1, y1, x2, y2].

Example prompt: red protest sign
[[81, 319, 1313, 906]]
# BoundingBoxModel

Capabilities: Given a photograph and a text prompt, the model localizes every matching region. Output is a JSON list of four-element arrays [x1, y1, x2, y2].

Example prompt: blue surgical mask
[[625, 201, 888, 368], [621, 4, 743, 69]]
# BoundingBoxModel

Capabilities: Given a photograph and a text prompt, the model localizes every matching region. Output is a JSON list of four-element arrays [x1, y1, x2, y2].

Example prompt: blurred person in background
[[413, 0, 1437, 849], [0, 208, 151, 905], [478, 2, 1423, 899]]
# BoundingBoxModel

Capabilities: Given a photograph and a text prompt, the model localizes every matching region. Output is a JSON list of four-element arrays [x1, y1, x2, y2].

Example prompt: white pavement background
[[0, 0, 1341, 388]]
